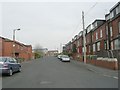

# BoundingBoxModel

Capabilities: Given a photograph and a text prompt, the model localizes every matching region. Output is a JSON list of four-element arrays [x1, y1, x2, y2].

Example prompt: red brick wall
[[0, 37, 33, 61], [3, 42, 13, 57], [111, 16, 120, 40]]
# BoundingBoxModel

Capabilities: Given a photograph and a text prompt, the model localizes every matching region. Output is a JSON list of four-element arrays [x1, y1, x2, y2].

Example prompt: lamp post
[[13, 28, 20, 58]]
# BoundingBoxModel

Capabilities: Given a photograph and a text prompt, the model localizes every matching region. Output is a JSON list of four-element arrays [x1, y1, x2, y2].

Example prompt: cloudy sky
[[0, 0, 119, 52]]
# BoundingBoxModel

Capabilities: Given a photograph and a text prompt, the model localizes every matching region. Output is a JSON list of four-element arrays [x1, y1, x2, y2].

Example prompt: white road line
[[87, 68, 118, 80], [103, 74, 118, 79], [113, 76, 118, 79]]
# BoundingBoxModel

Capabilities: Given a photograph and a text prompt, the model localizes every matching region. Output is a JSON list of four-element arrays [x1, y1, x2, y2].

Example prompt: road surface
[[2, 56, 118, 88]]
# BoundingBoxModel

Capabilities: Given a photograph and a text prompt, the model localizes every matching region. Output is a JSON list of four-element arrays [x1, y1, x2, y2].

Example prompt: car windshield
[[62, 55, 69, 58], [0, 57, 7, 62]]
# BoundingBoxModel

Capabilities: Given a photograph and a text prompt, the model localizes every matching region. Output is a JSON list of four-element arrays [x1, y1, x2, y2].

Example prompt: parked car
[[57, 55, 62, 59], [60, 55, 70, 62], [0, 57, 21, 76]]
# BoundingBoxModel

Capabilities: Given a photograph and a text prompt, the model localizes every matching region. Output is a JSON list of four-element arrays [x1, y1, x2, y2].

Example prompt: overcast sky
[[0, 0, 119, 52]]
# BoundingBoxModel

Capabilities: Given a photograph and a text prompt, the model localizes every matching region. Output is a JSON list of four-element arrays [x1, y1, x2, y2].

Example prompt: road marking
[[40, 81, 52, 84], [87, 68, 118, 80], [113, 76, 118, 79], [102, 74, 118, 79]]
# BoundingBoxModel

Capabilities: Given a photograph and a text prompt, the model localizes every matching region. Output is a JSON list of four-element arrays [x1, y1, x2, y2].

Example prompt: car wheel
[[18, 67, 21, 72], [9, 69, 13, 76]]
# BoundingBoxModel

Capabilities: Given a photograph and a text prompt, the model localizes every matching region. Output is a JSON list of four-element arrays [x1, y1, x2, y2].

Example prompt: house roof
[[92, 19, 105, 24], [0, 36, 32, 47], [110, 2, 120, 12]]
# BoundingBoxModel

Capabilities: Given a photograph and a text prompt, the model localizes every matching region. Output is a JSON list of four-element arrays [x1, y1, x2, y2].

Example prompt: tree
[[34, 44, 44, 59]]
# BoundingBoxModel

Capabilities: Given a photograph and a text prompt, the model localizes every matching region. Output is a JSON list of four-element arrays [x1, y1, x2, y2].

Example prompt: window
[[92, 34, 94, 41], [93, 44, 96, 52], [110, 11, 114, 18], [77, 48, 79, 53], [119, 4, 120, 13], [116, 6, 119, 14], [104, 41, 107, 50], [97, 42, 100, 51], [107, 40, 109, 50], [110, 27, 113, 37], [114, 39, 120, 50], [111, 41, 114, 50], [118, 22, 120, 33], [89, 45, 91, 53], [106, 26, 108, 35], [9, 58, 15, 63], [96, 32, 98, 40], [100, 29, 102, 38], [95, 22, 97, 27]]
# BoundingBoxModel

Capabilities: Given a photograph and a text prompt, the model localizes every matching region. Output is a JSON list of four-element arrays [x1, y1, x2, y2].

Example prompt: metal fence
[[96, 50, 120, 62]]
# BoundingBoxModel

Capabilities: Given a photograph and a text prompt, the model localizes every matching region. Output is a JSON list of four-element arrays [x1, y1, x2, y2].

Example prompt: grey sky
[[0, 1, 119, 51]]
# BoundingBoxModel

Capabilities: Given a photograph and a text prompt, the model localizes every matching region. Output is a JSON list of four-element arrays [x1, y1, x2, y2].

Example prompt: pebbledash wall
[[64, 2, 120, 70], [0, 36, 33, 61]]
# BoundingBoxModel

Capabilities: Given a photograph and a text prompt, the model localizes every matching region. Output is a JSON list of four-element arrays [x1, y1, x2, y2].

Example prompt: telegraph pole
[[82, 11, 86, 64]]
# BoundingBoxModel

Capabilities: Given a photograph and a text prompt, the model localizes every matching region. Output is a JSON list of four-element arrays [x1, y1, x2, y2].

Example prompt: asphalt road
[[2, 56, 118, 88]]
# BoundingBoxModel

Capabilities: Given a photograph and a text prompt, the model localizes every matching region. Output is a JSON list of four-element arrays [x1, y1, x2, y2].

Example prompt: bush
[[15, 58, 25, 63], [82, 55, 97, 60], [90, 55, 97, 60]]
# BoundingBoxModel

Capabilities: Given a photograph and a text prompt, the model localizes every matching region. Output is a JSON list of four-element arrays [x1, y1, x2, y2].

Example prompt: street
[[2, 56, 118, 88]]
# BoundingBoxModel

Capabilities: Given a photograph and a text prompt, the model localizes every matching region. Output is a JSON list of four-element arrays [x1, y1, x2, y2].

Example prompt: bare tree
[[34, 43, 44, 59]]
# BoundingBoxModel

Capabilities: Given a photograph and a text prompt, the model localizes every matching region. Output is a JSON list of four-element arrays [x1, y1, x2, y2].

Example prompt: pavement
[[71, 59, 119, 79]]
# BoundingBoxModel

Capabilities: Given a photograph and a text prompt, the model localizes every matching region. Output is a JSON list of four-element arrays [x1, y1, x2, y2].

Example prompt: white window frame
[[119, 21, 120, 33], [95, 22, 97, 27], [111, 41, 114, 50], [100, 29, 102, 38], [77, 48, 79, 53], [116, 6, 119, 14], [96, 32, 98, 40], [106, 26, 108, 35], [107, 40, 109, 50], [110, 27, 113, 37], [104, 41, 107, 50], [97, 42, 100, 51], [93, 44, 96, 52], [110, 11, 114, 18], [114, 39, 120, 50], [89, 45, 91, 53]]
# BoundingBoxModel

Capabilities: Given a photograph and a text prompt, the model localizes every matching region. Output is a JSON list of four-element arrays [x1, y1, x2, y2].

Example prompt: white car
[[60, 55, 70, 62], [57, 55, 62, 59]]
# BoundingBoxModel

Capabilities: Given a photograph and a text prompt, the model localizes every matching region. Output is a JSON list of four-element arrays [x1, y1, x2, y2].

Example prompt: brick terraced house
[[63, 2, 120, 70], [0, 36, 33, 61]]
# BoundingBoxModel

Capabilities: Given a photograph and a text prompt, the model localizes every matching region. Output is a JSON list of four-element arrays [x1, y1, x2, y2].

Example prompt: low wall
[[86, 58, 118, 70]]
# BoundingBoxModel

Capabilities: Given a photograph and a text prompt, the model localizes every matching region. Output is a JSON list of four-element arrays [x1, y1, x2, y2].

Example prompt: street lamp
[[13, 28, 20, 58]]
